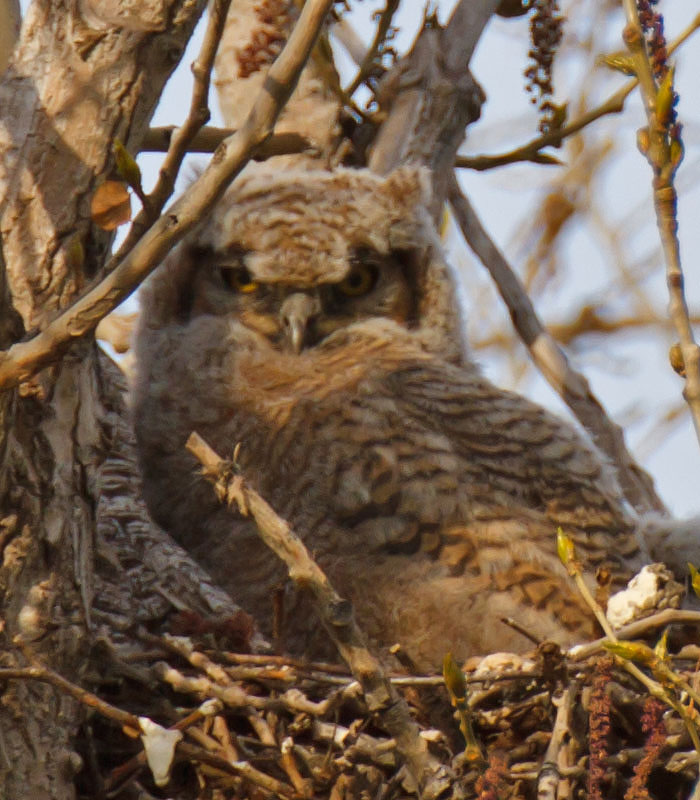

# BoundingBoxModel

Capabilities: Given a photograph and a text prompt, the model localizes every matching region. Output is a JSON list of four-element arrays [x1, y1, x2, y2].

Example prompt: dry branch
[[141, 125, 312, 156], [115, 0, 234, 260], [344, 0, 399, 97], [455, 12, 700, 172], [185, 431, 452, 799], [619, 1, 700, 448], [447, 172, 664, 515], [0, 0, 336, 391]]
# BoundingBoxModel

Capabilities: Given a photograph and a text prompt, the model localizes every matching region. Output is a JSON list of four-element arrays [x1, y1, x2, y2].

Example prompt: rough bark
[[0, 1, 222, 797], [214, 0, 342, 165], [369, 0, 501, 210]]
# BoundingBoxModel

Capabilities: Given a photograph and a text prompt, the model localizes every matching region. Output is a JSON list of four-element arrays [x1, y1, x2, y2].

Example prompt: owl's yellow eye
[[336, 263, 378, 298], [221, 266, 259, 294]]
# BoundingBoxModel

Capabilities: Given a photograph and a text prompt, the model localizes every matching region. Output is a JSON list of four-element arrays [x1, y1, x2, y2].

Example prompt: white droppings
[[139, 717, 182, 787]]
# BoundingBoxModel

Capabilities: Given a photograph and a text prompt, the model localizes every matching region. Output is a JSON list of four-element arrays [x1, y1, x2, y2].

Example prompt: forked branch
[[185, 431, 452, 800], [0, 0, 336, 390]]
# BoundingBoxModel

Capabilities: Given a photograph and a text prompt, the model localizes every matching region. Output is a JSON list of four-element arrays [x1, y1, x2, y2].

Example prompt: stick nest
[[74, 628, 700, 799]]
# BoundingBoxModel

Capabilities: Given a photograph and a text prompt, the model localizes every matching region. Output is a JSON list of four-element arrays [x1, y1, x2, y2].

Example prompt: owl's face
[[140, 168, 468, 366], [188, 245, 417, 353]]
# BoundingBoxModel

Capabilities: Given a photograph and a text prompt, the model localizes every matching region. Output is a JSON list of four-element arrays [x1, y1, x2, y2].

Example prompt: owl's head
[[140, 167, 467, 363]]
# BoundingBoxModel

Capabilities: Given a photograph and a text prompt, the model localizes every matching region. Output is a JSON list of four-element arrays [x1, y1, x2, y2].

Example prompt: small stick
[[186, 431, 452, 799]]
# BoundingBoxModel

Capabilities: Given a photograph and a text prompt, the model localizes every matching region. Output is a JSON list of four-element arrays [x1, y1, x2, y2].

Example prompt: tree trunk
[[0, 2, 223, 796]]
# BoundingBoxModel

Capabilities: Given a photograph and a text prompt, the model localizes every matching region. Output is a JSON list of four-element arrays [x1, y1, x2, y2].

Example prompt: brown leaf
[[91, 180, 132, 230]]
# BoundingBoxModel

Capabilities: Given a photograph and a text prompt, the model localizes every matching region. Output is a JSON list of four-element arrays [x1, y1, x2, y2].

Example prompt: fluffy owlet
[[133, 167, 654, 669]]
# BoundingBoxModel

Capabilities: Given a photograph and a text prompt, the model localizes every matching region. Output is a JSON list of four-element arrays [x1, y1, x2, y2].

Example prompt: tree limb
[[141, 125, 312, 156], [186, 431, 453, 800], [0, 0, 335, 390], [447, 172, 665, 514]]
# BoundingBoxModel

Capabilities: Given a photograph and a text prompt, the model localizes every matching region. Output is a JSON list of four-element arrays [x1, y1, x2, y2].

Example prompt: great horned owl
[[134, 167, 652, 669]]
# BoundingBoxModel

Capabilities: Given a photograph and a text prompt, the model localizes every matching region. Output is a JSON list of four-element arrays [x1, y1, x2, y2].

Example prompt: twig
[[447, 172, 664, 514], [344, 0, 399, 97], [185, 431, 452, 800], [620, 2, 700, 446], [570, 608, 700, 661], [455, 12, 700, 171], [0, 662, 140, 732], [0, 0, 336, 390], [537, 687, 573, 800], [112, 0, 233, 272], [141, 126, 312, 157], [178, 741, 296, 797]]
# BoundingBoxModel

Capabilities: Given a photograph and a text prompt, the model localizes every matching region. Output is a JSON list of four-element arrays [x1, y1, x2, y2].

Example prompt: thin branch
[[185, 432, 452, 800], [344, 0, 399, 97], [620, 2, 700, 446], [570, 607, 700, 659], [472, 307, 700, 350], [0, 0, 336, 390], [178, 742, 296, 797], [447, 172, 665, 514], [109, 0, 232, 264], [455, 12, 700, 171], [141, 126, 312, 157], [0, 661, 140, 732], [536, 687, 573, 800]]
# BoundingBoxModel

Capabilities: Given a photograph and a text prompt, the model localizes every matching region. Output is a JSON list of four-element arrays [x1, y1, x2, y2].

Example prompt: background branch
[[448, 172, 665, 514], [455, 12, 700, 171], [141, 126, 312, 156], [0, 0, 335, 390]]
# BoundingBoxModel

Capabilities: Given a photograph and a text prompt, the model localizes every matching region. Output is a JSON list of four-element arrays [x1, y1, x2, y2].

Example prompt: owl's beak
[[280, 292, 320, 354]]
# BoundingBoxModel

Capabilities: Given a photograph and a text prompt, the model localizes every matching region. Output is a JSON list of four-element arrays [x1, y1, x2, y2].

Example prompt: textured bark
[[0, 0, 206, 330], [214, 0, 342, 166], [0, 1, 506, 796], [368, 0, 499, 211], [0, 2, 218, 797]]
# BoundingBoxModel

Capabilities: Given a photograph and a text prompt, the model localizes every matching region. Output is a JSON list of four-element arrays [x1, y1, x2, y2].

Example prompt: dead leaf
[[91, 180, 131, 230]]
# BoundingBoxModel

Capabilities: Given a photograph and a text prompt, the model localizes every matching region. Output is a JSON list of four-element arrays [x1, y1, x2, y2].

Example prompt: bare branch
[[456, 86, 633, 171], [536, 687, 573, 800], [620, 2, 700, 447], [185, 431, 452, 800], [344, 0, 399, 97], [118, 0, 234, 257], [0, 655, 140, 732], [455, 12, 700, 171], [0, 0, 335, 390], [447, 172, 665, 514], [141, 125, 312, 157]]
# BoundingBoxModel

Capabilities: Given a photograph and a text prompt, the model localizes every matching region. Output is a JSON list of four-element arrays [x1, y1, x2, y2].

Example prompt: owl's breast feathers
[[231, 324, 642, 593]]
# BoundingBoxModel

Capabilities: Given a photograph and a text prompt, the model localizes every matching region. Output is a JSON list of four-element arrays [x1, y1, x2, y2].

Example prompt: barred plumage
[[133, 167, 652, 669]]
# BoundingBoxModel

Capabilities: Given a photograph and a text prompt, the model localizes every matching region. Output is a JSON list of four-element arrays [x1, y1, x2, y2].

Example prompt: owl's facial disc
[[197, 247, 417, 352]]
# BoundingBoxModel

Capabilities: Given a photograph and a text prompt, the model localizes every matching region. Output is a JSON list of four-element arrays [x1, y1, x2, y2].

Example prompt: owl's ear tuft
[[379, 166, 433, 211]]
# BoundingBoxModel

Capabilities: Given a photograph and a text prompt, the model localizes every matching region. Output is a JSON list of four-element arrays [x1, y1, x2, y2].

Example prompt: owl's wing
[[326, 359, 642, 576]]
